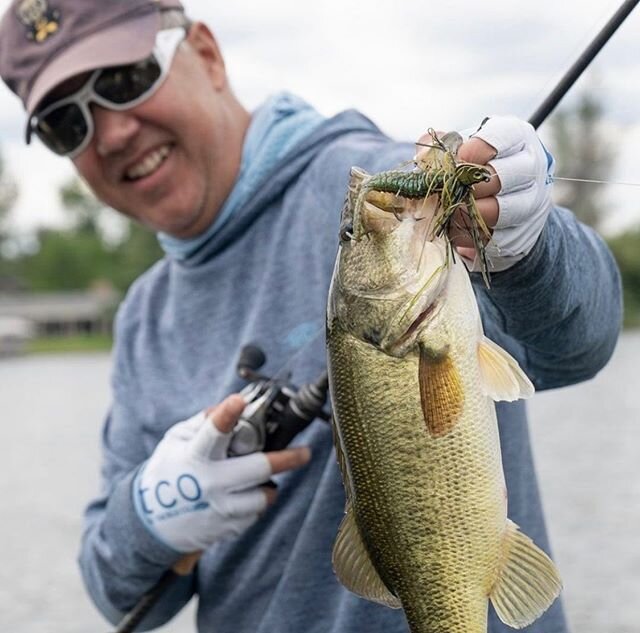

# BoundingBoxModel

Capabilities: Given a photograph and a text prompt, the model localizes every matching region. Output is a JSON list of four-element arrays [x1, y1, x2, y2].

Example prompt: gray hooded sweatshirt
[[79, 107, 621, 633]]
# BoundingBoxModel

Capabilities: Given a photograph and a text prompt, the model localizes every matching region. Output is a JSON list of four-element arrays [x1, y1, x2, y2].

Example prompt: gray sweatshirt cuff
[[80, 467, 197, 627], [104, 468, 185, 569]]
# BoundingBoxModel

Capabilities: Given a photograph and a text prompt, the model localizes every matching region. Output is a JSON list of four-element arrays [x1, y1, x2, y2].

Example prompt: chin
[[160, 211, 211, 238], [145, 186, 214, 237]]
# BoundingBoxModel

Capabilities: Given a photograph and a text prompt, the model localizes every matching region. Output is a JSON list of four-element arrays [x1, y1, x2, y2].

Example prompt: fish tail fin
[[489, 519, 562, 629]]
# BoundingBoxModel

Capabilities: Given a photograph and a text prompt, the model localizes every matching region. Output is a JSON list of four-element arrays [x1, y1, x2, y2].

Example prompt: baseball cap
[[0, 0, 185, 117]]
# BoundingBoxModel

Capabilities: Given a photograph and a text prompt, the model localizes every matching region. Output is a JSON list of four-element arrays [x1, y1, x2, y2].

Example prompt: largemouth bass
[[326, 140, 562, 633]]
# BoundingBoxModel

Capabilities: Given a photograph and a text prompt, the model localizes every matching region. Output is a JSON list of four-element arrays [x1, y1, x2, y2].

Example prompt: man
[[0, 1, 621, 632]]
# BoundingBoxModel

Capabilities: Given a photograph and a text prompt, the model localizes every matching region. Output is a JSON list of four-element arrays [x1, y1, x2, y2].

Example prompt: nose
[[91, 105, 140, 157]]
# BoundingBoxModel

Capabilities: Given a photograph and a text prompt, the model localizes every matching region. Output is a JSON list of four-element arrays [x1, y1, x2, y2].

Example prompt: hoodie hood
[[174, 104, 382, 266]]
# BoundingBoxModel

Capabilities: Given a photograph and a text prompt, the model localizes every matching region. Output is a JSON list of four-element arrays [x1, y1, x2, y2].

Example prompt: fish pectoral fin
[[477, 336, 535, 402], [489, 519, 562, 629], [419, 346, 464, 437], [332, 502, 402, 609]]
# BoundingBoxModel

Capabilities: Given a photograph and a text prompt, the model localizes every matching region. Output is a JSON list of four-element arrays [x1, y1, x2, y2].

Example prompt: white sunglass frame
[[31, 27, 186, 159]]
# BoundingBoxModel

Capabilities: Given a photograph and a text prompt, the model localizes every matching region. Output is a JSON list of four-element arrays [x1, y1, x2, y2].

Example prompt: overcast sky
[[1, 0, 639, 235]]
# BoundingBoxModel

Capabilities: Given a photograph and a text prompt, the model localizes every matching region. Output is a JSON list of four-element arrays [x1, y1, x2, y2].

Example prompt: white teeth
[[126, 145, 170, 180]]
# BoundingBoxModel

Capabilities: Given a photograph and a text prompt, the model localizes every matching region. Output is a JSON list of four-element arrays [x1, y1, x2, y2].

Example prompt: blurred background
[[0, 0, 638, 631]]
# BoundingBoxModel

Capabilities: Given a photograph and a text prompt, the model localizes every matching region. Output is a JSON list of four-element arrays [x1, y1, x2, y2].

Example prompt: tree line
[[0, 92, 638, 325], [0, 175, 162, 294]]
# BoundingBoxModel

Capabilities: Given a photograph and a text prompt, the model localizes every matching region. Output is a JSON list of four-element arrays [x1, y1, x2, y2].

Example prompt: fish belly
[[328, 328, 506, 633]]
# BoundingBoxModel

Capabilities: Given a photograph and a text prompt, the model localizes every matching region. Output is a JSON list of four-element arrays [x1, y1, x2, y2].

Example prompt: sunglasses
[[28, 27, 186, 158]]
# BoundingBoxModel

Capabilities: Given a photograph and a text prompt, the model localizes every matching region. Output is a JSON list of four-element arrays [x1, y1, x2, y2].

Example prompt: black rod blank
[[529, 0, 640, 129]]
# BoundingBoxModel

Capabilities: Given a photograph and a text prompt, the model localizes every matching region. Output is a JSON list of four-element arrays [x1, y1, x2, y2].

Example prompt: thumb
[[190, 395, 246, 460]]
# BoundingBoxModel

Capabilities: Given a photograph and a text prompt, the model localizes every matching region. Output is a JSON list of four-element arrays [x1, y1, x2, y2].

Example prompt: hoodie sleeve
[[474, 206, 622, 391], [77, 314, 195, 629]]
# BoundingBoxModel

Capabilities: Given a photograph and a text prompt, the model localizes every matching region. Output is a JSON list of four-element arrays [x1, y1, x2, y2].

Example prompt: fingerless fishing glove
[[470, 115, 555, 272], [133, 410, 271, 552]]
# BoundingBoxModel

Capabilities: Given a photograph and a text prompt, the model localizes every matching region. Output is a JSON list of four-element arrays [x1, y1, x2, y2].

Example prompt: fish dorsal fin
[[419, 346, 464, 437], [489, 519, 562, 628], [477, 336, 534, 402], [332, 501, 402, 609]]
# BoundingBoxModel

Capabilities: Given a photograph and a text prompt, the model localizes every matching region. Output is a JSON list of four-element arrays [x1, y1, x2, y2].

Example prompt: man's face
[[68, 24, 246, 238]]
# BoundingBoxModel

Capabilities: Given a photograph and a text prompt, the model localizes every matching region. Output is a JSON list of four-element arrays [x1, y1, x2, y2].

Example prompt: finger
[[494, 186, 539, 229], [206, 394, 246, 433], [489, 152, 536, 195], [448, 208, 474, 248], [267, 446, 312, 475], [191, 395, 246, 460], [455, 246, 477, 262], [262, 485, 278, 507], [471, 115, 529, 158], [448, 198, 498, 248], [475, 197, 500, 228], [457, 136, 497, 165], [414, 129, 447, 164], [172, 552, 202, 576], [450, 226, 477, 249], [226, 488, 270, 518], [164, 411, 206, 442], [416, 129, 445, 147], [190, 422, 233, 460], [226, 451, 273, 490], [470, 165, 500, 199]]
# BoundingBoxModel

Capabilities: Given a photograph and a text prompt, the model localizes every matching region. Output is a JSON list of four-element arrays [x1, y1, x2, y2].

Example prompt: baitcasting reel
[[228, 344, 330, 456]]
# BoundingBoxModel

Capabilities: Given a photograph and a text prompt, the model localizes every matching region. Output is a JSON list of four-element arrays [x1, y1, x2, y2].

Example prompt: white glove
[[133, 409, 272, 553], [467, 115, 555, 272]]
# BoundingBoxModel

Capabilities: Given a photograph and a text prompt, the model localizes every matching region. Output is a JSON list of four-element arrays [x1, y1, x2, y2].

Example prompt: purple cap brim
[[26, 10, 161, 117]]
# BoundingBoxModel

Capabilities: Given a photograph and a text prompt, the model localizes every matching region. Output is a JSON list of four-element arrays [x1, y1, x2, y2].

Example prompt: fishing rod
[[109, 2, 639, 630], [529, 0, 640, 129]]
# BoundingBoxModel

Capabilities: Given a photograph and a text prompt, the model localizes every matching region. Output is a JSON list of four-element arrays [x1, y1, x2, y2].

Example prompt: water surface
[[1, 334, 638, 632]]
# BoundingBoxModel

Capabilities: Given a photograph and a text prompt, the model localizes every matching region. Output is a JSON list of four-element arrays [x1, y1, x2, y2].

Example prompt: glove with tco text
[[133, 398, 275, 553], [438, 115, 555, 273]]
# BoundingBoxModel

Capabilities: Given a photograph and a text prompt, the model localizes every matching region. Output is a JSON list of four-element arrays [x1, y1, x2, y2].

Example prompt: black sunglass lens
[[94, 57, 162, 104], [36, 103, 88, 155]]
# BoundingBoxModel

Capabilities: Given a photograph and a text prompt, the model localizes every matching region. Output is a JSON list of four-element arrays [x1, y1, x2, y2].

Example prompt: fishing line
[[553, 175, 640, 187], [411, 146, 640, 187], [484, 171, 640, 188], [268, 325, 326, 383]]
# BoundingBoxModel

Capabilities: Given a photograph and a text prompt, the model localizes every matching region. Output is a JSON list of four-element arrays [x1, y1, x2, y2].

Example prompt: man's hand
[[417, 116, 555, 272], [133, 394, 311, 554]]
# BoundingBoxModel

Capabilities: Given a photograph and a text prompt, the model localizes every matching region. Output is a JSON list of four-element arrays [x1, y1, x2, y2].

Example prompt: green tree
[[16, 176, 163, 292], [18, 227, 113, 290], [0, 148, 18, 249], [59, 177, 103, 235], [548, 89, 613, 230], [111, 222, 163, 290], [607, 230, 640, 328], [0, 148, 20, 290], [58, 176, 163, 289]]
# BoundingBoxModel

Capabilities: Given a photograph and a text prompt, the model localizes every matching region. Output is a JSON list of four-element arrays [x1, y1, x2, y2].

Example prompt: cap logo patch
[[16, 0, 60, 43]]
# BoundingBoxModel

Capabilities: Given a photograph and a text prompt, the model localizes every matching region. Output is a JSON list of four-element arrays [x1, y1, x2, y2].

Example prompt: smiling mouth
[[125, 144, 172, 181]]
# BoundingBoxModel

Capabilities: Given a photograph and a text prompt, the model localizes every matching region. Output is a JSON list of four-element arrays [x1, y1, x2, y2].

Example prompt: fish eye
[[340, 222, 354, 242]]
